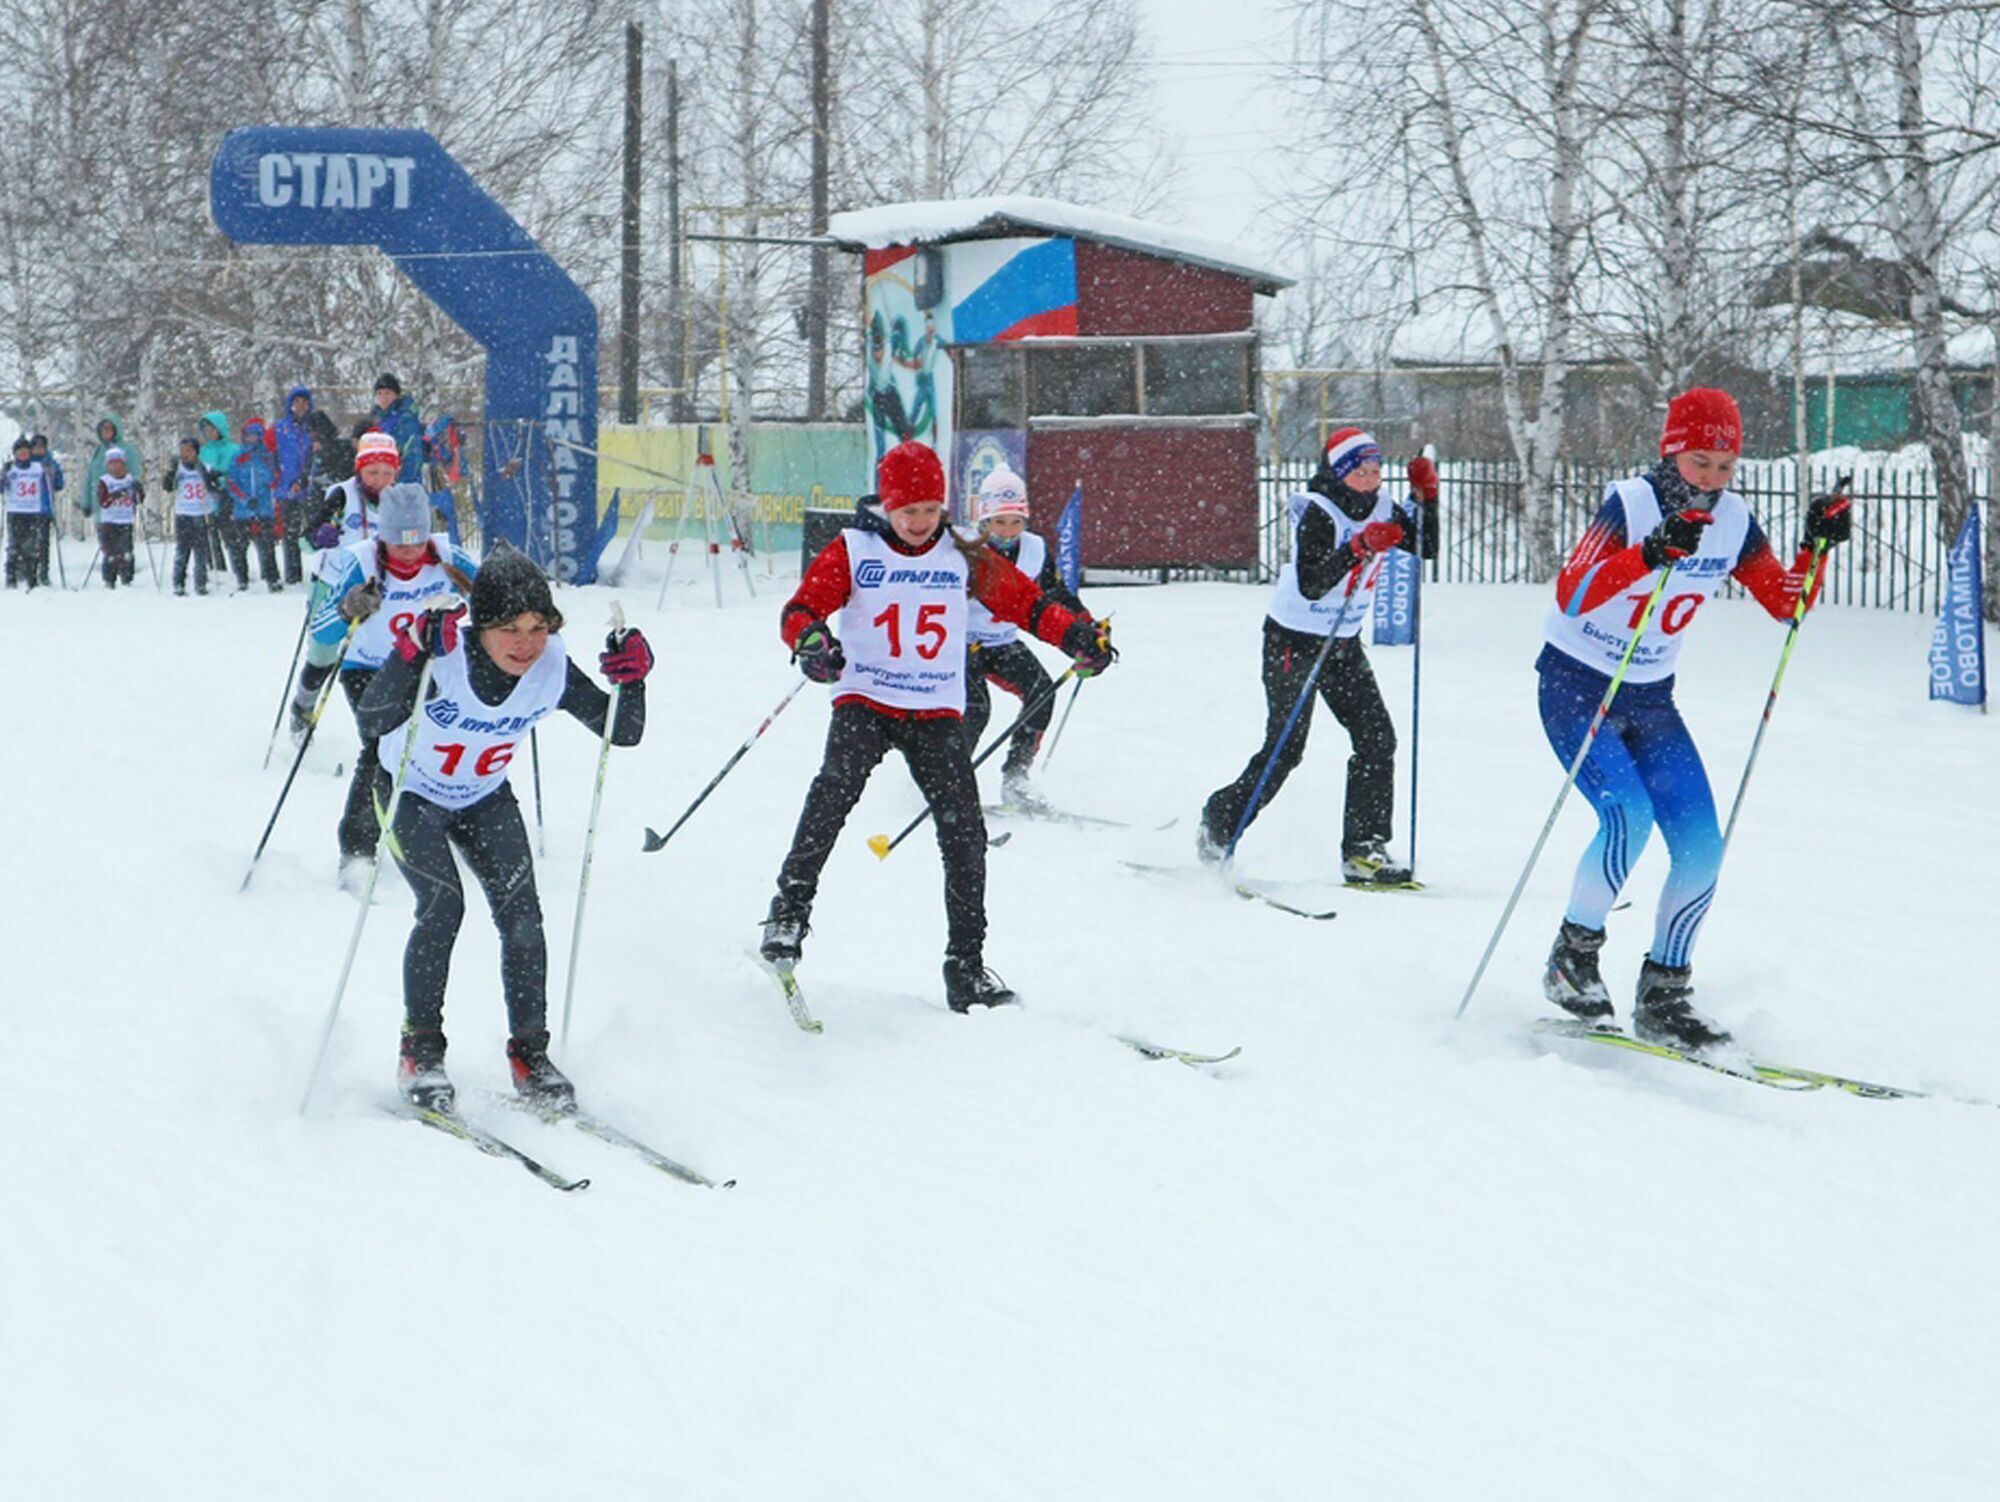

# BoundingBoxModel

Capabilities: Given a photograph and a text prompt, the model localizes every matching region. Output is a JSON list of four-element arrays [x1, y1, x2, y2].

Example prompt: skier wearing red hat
[[1537, 387, 1852, 1048], [759, 440, 1115, 1013], [1199, 428, 1438, 883]]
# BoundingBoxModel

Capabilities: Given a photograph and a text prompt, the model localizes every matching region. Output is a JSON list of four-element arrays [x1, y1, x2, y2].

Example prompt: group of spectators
[[4, 373, 435, 594]]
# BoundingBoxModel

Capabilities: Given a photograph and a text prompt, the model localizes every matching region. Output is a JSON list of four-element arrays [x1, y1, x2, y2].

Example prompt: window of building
[[1028, 345, 1139, 417], [1142, 340, 1251, 416], [955, 345, 1025, 429]]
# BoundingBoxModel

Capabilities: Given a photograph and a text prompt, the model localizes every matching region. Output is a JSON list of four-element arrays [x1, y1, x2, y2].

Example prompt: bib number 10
[[433, 741, 516, 778], [873, 602, 949, 660], [1627, 591, 1704, 635]]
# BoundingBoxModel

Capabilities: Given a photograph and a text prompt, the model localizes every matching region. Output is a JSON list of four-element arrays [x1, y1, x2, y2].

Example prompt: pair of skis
[[749, 953, 1240, 1067], [396, 1097, 734, 1193], [1537, 1018, 1942, 1102]]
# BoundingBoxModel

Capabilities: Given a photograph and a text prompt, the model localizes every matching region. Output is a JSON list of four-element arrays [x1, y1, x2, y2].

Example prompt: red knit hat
[[1660, 388, 1742, 457], [876, 440, 945, 511]]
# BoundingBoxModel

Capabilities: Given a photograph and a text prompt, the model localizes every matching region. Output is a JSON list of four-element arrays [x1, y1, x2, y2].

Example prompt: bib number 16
[[433, 741, 516, 777]]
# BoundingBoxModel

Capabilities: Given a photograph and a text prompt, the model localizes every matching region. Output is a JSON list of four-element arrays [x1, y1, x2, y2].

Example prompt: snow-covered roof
[[827, 196, 1293, 294]]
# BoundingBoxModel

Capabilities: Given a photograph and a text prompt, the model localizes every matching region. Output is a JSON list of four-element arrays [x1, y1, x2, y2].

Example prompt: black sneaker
[[507, 1029, 576, 1112], [1633, 960, 1730, 1050], [759, 900, 810, 968], [1544, 920, 1613, 1020], [943, 956, 1019, 1013], [398, 1028, 454, 1111], [1341, 841, 1413, 886]]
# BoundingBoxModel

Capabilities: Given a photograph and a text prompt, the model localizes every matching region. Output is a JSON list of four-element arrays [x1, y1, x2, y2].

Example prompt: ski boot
[[507, 1029, 576, 1113], [1195, 822, 1228, 867], [1633, 959, 1731, 1050], [943, 954, 1019, 1013], [288, 695, 314, 750], [338, 854, 376, 901], [1543, 920, 1614, 1021], [1341, 841, 1413, 887], [398, 1028, 454, 1111], [759, 899, 810, 969], [1000, 766, 1052, 815]]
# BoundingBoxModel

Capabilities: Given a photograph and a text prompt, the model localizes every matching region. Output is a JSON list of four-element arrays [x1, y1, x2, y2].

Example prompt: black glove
[[1061, 617, 1117, 677], [1640, 508, 1713, 571], [792, 621, 846, 683], [1804, 492, 1853, 549], [338, 579, 383, 623]]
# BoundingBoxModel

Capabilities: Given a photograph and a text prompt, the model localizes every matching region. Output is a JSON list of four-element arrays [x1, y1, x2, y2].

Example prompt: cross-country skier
[[758, 440, 1115, 1012], [5, 435, 49, 590], [93, 447, 143, 588], [306, 429, 400, 551], [961, 464, 1088, 810], [168, 436, 214, 596], [1537, 387, 1851, 1048], [290, 483, 479, 890], [1198, 429, 1438, 883], [355, 543, 652, 1110]]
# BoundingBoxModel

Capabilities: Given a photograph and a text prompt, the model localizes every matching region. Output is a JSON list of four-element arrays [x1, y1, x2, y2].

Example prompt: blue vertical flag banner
[[1056, 482, 1083, 592], [1928, 508, 1988, 707], [1372, 548, 1418, 645]]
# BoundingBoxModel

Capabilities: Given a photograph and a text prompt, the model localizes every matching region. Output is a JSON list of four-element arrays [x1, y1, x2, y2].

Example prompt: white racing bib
[[378, 634, 568, 811], [6, 465, 44, 515], [1266, 490, 1392, 638], [342, 536, 463, 670], [99, 475, 139, 524], [1542, 477, 1753, 683], [836, 528, 971, 713], [966, 532, 1046, 648], [174, 466, 212, 517]]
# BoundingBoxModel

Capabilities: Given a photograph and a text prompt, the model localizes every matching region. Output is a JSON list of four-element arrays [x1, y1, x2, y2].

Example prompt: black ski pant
[[1202, 618, 1397, 858], [5, 512, 47, 588], [172, 516, 210, 592], [275, 498, 305, 583], [98, 522, 135, 586], [379, 775, 547, 1040], [773, 701, 989, 962], [339, 669, 383, 861], [964, 640, 1056, 778]]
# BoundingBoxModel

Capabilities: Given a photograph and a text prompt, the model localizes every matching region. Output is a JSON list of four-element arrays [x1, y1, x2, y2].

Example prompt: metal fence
[[1257, 457, 1987, 614]]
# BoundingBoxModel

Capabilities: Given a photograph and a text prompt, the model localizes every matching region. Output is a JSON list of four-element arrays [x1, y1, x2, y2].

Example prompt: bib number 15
[[433, 741, 516, 778], [873, 602, 949, 660]]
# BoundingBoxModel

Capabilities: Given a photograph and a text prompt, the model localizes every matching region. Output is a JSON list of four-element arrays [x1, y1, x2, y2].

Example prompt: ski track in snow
[[3, 544, 1997, 1500]]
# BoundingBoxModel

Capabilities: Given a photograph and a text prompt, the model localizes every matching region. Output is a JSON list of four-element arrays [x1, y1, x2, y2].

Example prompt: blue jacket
[[227, 420, 278, 521], [273, 386, 316, 500], [33, 450, 62, 513], [368, 394, 426, 484]]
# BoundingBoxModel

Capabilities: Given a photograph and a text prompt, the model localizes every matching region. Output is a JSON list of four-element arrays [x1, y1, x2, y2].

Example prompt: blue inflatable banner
[[1056, 483, 1084, 592], [1371, 548, 1418, 645], [209, 128, 612, 582], [1928, 508, 1988, 708]]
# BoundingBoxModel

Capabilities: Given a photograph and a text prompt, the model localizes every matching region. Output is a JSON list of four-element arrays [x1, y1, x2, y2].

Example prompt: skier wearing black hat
[[356, 543, 653, 1110], [5, 435, 50, 589]]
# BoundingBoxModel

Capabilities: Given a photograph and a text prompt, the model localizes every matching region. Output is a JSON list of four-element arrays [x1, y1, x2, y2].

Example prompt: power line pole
[[667, 57, 688, 423], [619, 21, 643, 425], [807, 0, 831, 421]]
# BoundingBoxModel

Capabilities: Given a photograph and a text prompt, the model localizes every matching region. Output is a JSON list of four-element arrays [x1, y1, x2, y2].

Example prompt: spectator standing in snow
[[355, 373, 425, 484], [196, 410, 237, 573], [168, 436, 213, 596], [81, 416, 142, 538], [272, 386, 317, 584], [29, 433, 63, 584], [94, 447, 143, 588], [224, 415, 282, 591]]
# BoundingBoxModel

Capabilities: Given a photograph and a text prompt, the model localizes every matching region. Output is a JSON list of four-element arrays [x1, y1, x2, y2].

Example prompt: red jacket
[[783, 507, 1088, 719]]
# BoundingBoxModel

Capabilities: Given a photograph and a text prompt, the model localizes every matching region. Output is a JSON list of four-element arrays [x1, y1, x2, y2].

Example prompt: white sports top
[[835, 528, 972, 713], [378, 635, 569, 811], [1266, 489, 1393, 638]]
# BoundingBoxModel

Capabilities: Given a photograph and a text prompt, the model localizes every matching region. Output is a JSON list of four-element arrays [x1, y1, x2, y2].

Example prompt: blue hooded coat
[[227, 418, 277, 521], [273, 386, 315, 500]]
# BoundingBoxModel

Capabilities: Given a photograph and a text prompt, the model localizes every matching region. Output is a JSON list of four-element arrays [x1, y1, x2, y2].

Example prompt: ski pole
[[241, 621, 360, 891], [642, 679, 807, 853], [51, 514, 69, 589], [530, 727, 547, 855], [261, 589, 320, 770], [75, 544, 101, 591], [560, 603, 627, 1049], [140, 510, 163, 590], [1454, 563, 1679, 1021], [1224, 567, 1368, 861], [1718, 534, 1836, 863], [867, 666, 1080, 860], [300, 626, 446, 1114], [1040, 677, 1087, 770]]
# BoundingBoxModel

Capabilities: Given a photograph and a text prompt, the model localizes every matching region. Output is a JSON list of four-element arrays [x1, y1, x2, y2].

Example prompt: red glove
[[1407, 456, 1440, 503], [1351, 519, 1406, 558], [600, 627, 654, 685], [393, 604, 463, 664]]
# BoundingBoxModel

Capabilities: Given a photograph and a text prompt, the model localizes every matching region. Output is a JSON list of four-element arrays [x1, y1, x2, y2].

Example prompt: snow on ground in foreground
[[3, 542, 1996, 1501]]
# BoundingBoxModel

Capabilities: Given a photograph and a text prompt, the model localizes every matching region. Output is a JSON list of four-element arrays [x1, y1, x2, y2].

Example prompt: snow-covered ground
[[4, 539, 1996, 1500]]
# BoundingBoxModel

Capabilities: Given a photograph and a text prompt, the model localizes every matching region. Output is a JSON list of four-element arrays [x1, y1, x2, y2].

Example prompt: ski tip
[[719, 1177, 739, 1190], [988, 831, 1013, 849], [866, 833, 892, 860], [641, 827, 667, 852]]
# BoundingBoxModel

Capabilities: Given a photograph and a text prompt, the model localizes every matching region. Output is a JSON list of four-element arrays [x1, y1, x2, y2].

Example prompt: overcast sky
[[1142, 0, 1301, 270]]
